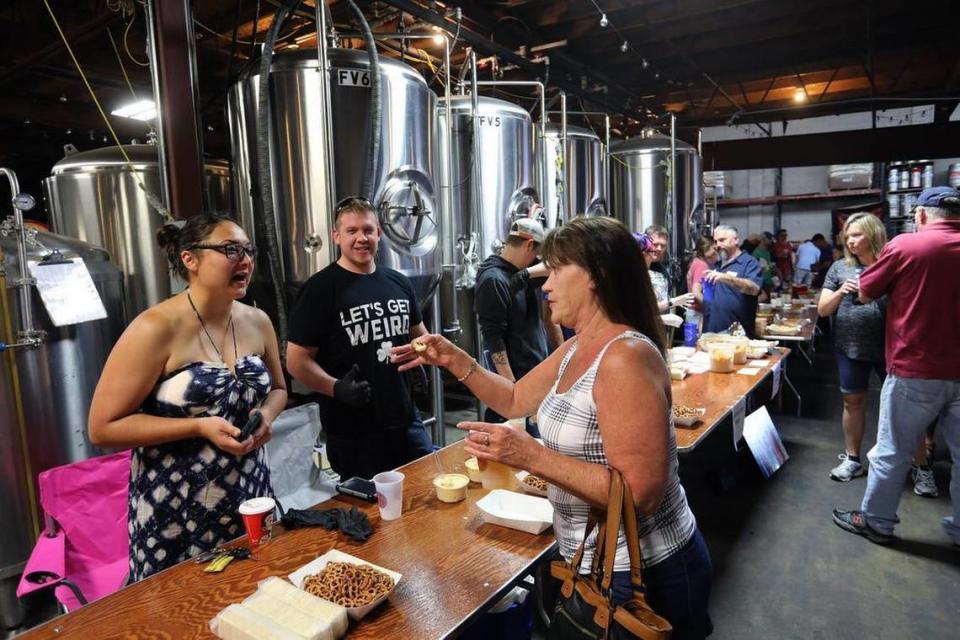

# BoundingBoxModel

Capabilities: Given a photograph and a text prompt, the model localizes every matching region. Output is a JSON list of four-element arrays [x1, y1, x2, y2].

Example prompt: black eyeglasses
[[190, 243, 257, 262]]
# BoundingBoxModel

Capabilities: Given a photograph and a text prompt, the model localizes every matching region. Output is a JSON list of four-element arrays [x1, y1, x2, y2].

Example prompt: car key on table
[[236, 410, 262, 441]]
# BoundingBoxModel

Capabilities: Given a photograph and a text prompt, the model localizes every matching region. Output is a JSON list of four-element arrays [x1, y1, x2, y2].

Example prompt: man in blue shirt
[[703, 224, 763, 337]]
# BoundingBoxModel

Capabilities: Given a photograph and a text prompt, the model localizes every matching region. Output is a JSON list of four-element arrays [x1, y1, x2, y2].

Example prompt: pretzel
[[522, 474, 547, 492], [302, 561, 394, 608]]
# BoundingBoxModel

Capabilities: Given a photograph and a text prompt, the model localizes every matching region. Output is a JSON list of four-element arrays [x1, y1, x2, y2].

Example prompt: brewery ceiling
[[1, 0, 959, 203]]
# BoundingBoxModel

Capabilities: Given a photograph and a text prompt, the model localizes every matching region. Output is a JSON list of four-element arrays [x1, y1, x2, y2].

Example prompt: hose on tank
[[344, 0, 382, 197], [255, 0, 300, 361]]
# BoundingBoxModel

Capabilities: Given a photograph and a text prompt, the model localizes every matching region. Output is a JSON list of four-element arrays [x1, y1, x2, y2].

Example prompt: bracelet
[[456, 359, 479, 383]]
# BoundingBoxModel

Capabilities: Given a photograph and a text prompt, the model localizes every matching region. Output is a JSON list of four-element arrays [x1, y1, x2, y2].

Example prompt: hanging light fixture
[[600, 13, 608, 27], [620, 41, 629, 53], [793, 87, 807, 103]]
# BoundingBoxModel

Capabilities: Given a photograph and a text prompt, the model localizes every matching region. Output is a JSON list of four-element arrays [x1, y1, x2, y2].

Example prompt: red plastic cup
[[239, 497, 276, 547]]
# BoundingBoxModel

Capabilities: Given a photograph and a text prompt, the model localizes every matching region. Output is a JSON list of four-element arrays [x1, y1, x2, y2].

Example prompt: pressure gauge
[[13, 193, 36, 211]]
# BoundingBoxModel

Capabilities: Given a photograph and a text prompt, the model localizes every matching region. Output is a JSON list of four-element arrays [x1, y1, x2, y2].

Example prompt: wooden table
[[20, 441, 557, 640], [672, 349, 788, 453]]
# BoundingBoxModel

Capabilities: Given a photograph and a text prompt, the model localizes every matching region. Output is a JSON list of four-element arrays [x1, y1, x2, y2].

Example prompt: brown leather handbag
[[548, 469, 672, 640]]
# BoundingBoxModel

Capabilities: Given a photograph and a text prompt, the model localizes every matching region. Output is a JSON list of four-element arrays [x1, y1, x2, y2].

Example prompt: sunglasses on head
[[189, 243, 257, 262], [335, 196, 375, 215]]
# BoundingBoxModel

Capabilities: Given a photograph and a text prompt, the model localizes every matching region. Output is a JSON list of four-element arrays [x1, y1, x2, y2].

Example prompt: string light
[[600, 13, 608, 27], [620, 41, 628, 53]]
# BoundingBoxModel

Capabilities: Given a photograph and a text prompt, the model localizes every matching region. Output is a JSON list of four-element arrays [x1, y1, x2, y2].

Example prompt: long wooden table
[[672, 349, 788, 453], [20, 441, 557, 640]]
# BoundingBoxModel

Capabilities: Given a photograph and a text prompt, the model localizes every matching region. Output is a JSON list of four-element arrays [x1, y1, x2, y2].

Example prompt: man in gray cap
[[474, 217, 560, 435], [833, 186, 960, 547]]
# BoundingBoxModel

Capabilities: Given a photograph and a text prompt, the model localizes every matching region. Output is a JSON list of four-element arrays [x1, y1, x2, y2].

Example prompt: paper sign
[[28, 258, 107, 327], [743, 406, 789, 478], [732, 397, 746, 450], [772, 362, 782, 398], [737, 367, 762, 376], [751, 360, 770, 368]]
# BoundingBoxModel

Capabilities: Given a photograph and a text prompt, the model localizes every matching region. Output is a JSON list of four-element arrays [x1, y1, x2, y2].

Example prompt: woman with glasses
[[88, 212, 287, 581]]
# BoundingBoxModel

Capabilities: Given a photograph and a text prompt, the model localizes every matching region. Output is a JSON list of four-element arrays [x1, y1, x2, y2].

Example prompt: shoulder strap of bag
[[619, 470, 646, 592], [599, 468, 626, 591]]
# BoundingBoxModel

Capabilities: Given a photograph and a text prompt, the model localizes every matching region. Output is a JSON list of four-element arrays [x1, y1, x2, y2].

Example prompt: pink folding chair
[[17, 450, 131, 612]]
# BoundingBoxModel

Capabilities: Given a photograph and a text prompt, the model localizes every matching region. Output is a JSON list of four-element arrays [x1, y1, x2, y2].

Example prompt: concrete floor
[[691, 341, 960, 640], [453, 334, 959, 639]]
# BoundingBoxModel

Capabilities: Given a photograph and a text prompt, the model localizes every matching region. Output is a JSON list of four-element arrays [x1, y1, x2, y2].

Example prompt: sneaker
[[832, 509, 896, 545], [912, 466, 938, 498], [830, 454, 865, 482]]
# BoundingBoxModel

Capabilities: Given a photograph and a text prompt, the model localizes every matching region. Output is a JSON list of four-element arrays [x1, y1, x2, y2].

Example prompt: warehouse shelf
[[716, 188, 882, 208]]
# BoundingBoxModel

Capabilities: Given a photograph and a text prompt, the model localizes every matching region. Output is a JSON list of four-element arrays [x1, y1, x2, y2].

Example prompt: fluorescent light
[[111, 99, 157, 121]]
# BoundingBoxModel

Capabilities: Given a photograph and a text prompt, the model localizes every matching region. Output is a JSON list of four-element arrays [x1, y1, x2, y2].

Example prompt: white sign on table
[[732, 397, 746, 450], [27, 258, 107, 326]]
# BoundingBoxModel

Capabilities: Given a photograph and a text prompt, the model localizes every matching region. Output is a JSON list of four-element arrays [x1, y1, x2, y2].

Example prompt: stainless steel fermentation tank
[[0, 229, 124, 626], [538, 123, 606, 223], [610, 132, 705, 282], [227, 47, 441, 304], [438, 94, 539, 353], [44, 145, 232, 320]]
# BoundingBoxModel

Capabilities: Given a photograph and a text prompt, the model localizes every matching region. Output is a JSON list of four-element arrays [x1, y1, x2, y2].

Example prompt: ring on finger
[[483, 433, 490, 447]]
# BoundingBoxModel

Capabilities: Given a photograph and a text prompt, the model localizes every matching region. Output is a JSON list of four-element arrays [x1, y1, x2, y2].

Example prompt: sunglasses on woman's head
[[189, 243, 257, 262]]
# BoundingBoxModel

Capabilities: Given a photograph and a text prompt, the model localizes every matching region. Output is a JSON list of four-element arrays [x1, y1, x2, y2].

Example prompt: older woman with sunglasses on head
[[393, 217, 712, 639], [88, 212, 287, 581]]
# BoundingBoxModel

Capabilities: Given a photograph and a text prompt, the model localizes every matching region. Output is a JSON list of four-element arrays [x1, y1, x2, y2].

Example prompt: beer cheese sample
[[258, 576, 349, 637], [243, 592, 335, 640], [211, 604, 301, 640]]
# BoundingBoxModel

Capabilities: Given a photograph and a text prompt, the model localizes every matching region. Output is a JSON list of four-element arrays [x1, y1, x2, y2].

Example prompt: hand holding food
[[390, 334, 460, 372]]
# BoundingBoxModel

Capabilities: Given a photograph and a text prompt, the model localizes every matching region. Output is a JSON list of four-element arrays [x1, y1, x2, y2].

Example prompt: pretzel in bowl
[[522, 474, 547, 492], [302, 561, 395, 608]]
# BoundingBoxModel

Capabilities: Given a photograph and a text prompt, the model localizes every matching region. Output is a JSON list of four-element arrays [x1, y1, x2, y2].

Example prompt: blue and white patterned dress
[[129, 355, 272, 581]]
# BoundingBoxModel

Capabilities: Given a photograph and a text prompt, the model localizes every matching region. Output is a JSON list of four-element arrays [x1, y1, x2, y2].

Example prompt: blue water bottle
[[701, 277, 715, 304], [683, 320, 699, 347]]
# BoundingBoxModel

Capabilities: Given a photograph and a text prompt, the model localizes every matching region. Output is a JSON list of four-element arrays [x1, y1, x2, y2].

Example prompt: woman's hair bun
[[156, 222, 183, 251]]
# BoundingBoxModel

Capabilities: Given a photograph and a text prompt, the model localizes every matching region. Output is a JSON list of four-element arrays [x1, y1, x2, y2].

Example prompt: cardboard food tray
[[475, 490, 553, 534], [288, 549, 402, 621], [515, 470, 549, 497], [673, 407, 706, 427]]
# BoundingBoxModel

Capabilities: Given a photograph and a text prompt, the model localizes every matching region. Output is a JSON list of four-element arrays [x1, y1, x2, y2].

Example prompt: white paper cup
[[372, 471, 405, 521]]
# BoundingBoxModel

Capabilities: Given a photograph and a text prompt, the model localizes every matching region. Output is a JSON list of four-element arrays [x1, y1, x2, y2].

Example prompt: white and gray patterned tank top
[[537, 330, 696, 570]]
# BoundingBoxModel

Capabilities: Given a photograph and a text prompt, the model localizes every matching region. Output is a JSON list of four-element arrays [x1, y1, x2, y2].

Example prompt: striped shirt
[[537, 331, 697, 570]]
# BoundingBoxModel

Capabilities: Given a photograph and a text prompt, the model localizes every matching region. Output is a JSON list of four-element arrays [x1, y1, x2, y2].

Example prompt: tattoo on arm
[[491, 351, 516, 382]]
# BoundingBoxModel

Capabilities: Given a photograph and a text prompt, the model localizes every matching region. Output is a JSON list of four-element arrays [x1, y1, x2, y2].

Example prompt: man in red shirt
[[833, 187, 960, 546]]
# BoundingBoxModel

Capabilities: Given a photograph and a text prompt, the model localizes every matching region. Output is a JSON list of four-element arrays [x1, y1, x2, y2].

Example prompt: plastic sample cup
[[239, 496, 276, 547], [372, 471, 405, 521]]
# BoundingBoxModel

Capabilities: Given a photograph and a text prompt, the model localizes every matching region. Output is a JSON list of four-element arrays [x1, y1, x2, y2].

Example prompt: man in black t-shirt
[[474, 218, 560, 436], [287, 197, 433, 480]]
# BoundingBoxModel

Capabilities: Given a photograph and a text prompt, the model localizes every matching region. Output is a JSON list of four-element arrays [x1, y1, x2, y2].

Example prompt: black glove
[[279, 504, 374, 542], [333, 364, 372, 407]]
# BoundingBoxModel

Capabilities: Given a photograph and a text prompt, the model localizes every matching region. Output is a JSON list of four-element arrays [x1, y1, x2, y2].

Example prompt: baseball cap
[[916, 186, 960, 208], [508, 218, 546, 244]]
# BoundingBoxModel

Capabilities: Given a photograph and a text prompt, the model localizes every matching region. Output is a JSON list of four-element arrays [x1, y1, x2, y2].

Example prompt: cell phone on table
[[336, 477, 377, 502]]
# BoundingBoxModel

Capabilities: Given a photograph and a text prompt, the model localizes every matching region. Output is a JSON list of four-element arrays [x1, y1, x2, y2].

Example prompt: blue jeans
[[861, 374, 960, 542], [610, 529, 713, 640]]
